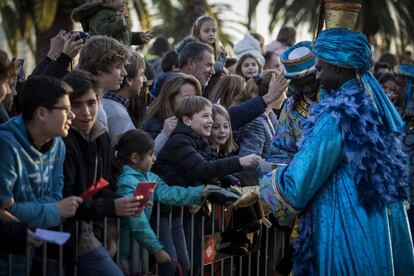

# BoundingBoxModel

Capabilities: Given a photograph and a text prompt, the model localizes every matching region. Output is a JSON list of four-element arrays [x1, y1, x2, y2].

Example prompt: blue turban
[[313, 28, 404, 132]]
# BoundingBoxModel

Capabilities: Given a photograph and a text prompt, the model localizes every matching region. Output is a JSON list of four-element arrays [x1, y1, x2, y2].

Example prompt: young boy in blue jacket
[[0, 76, 83, 274]]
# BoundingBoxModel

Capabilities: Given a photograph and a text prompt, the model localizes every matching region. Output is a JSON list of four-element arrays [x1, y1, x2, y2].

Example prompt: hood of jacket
[[71, 3, 113, 31], [0, 116, 60, 159]]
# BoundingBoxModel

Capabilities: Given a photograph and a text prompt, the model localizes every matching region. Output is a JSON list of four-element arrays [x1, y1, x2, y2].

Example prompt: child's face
[[183, 105, 213, 137], [71, 89, 99, 135], [199, 21, 217, 45], [98, 62, 127, 91], [211, 114, 230, 146], [241, 58, 259, 78], [135, 149, 156, 172]]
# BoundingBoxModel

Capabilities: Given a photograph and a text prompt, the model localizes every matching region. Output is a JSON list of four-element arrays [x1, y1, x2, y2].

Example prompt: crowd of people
[[0, 0, 414, 275]]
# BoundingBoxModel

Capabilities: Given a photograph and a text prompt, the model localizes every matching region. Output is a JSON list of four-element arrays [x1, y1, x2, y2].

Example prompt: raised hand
[[263, 73, 289, 105]]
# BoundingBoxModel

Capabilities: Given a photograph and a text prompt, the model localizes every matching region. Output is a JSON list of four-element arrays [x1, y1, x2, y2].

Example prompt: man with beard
[[231, 28, 414, 275]]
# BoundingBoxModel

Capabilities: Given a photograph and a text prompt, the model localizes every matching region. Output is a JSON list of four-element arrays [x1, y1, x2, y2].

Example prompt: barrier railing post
[[42, 242, 47, 276], [103, 217, 108, 249], [59, 223, 64, 276], [201, 214, 205, 276], [190, 212, 194, 276], [264, 226, 269, 276], [7, 254, 12, 276], [238, 256, 243, 276], [155, 202, 160, 275], [74, 221, 79, 276], [25, 247, 31, 276]]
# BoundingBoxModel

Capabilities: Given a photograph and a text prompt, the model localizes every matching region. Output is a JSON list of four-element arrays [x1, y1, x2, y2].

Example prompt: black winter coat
[[153, 121, 242, 187]]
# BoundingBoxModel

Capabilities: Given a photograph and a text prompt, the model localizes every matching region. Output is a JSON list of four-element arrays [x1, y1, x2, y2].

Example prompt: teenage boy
[[62, 69, 143, 275], [153, 96, 260, 275], [101, 50, 147, 145], [0, 76, 82, 273], [78, 35, 130, 129]]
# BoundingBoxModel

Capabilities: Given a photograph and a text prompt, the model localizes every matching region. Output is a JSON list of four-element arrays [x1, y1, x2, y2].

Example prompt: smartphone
[[15, 59, 25, 81], [134, 182, 157, 206]]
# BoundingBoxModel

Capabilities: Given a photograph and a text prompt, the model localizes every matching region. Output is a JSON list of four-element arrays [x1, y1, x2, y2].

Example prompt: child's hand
[[202, 185, 221, 197], [162, 116, 178, 136], [263, 73, 289, 105], [139, 31, 153, 44], [239, 154, 261, 168], [114, 195, 144, 216], [154, 250, 171, 263]]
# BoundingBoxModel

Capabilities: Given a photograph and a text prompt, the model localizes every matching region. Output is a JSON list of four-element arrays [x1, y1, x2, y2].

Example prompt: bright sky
[[210, 0, 313, 45]]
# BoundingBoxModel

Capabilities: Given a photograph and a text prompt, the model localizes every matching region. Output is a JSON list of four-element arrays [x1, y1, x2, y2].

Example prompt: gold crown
[[325, 1, 361, 30]]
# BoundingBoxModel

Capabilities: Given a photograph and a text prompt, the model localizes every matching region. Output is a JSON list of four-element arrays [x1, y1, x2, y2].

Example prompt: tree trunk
[[35, 0, 84, 62], [174, 0, 207, 41]]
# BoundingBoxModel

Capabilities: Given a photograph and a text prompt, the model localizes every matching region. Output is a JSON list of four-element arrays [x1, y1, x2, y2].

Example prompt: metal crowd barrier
[[4, 203, 286, 276]]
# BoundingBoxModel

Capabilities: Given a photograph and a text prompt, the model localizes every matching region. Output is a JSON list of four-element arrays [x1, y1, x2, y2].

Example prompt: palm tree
[[247, 0, 414, 53], [1, 0, 242, 61], [146, 0, 244, 47], [0, 0, 84, 60]]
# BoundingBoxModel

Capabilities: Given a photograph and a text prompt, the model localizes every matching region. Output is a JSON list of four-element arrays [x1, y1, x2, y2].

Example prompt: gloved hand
[[227, 186, 259, 210]]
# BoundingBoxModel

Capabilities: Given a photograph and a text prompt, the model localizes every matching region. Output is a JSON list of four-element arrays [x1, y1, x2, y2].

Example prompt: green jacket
[[72, 3, 144, 45], [116, 165, 204, 259]]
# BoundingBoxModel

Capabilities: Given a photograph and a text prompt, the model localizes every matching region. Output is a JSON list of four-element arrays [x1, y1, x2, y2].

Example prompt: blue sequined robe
[[268, 96, 309, 164], [259, 79, 414, 275]]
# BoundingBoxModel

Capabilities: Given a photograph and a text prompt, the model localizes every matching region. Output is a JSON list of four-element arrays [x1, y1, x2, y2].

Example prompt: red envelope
[[134, 182, 157, 206], [80, 178, 109, 200]]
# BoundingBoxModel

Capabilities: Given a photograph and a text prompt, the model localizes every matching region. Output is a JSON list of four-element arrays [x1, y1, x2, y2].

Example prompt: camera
[[71, 31, 91, 43]]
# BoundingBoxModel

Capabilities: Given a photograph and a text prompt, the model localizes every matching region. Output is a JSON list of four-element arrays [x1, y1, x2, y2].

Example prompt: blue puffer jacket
[[116, 165, 204, 258]]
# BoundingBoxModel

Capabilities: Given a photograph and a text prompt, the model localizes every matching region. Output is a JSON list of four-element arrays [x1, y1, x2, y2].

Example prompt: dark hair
[[378, 72, 396, 84], [115, 129, 154, 165], [378, 52, 399, 69], [128, 61, 155, 127], [0, 50, 16, 80], [374, 62, 391, 72], [161, 50, 179, 72], [225, 57, 238, 68], [63, 69, 99, 100], [175, 95, 212, 120], [276, 26, 296, 46], [179, 42, 213, 69], [235, 53, 263, 78], [20, 76, 73, 121], [150, 36, 171, 57]]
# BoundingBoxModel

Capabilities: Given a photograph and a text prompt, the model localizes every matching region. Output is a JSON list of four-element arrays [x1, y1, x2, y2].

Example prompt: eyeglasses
[[48, 105, 73, 115]]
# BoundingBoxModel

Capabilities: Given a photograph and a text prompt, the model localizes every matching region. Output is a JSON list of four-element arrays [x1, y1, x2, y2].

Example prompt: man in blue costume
[[232, 28, 414, 275], [269, 41, 319, 164]]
